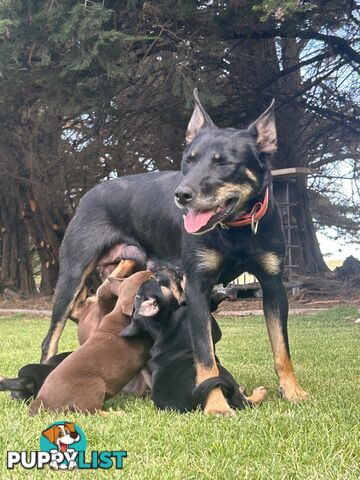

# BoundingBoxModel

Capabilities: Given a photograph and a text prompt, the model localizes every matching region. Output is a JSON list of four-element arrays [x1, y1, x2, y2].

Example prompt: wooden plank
[[272, 167, 317, 178]]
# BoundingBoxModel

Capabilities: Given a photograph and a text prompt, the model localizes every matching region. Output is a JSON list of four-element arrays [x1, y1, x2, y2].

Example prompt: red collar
[[223, 187, 269, 232]]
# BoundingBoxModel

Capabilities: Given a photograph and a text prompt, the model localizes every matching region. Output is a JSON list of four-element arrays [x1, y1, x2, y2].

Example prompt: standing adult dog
[[41, 90, 309, 415]]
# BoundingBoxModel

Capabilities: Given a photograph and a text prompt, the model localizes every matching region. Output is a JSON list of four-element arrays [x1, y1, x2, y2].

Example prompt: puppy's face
[[134, 278, 173, 318], [121, 274, 181, 340]]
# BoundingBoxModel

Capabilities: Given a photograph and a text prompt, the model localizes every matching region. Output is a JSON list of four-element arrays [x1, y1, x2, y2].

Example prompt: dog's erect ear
[[248, 99, 277, 158], [136, 297, 159, 317], [42, 425, 58, 444], [186, 88, 215, 144], [121, 321, 144, 338]]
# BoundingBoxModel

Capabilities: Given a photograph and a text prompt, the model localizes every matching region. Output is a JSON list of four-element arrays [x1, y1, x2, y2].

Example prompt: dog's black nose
[[175, 186, 194, 205]]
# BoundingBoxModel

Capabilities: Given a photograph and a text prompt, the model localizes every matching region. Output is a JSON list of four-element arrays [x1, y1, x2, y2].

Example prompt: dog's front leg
[[185, 266, 234, 416], [260, 275, 309, 401]]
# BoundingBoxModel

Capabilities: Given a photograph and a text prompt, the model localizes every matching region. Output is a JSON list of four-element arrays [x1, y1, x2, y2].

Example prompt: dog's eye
[[213, 153, 227, 165], [186, 151, 197, 162], [58, 432, 63, 437]]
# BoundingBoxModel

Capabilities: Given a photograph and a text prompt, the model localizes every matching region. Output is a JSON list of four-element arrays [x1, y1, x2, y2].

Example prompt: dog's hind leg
[[40, 257, 97, 362], [40, 215, 122, 362]]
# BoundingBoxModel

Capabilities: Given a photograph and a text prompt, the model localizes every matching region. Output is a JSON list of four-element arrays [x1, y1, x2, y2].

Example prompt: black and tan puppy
[[121, 275, 267, 413], [29, 266, 153, 414]]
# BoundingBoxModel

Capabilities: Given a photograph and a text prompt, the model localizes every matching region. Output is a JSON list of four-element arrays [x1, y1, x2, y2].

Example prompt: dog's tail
[[192, 376, 242, 411], [0, 377, 30, 392]]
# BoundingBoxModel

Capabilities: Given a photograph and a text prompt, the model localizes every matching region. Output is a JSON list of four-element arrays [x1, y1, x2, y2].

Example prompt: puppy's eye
[[58, 432, 63, 437]]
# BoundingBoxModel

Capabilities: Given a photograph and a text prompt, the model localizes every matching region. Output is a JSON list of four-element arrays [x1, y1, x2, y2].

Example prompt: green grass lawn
[[0, 306, 359, 479]]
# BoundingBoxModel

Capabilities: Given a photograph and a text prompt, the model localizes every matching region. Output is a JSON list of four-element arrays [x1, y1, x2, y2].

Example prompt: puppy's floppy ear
[[110, 271, 154, 317], [136, 297, 159, 317], [107, 276, 123, 296], [121, 321, 144, 338], [108, 277, 134, 315], [42, 425, 58, 444], [186, 88, 216, 144], [248, 99, 277, 166]]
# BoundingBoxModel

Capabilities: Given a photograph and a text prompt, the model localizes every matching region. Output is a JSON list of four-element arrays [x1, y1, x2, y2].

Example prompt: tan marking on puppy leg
[[244, 386, 267, 404], [110, 259, 138, 279], [244, 168, 258, 185], [267, 318, 310, 401], [259, 252, 281, 275], [196, 249, 222, 271]]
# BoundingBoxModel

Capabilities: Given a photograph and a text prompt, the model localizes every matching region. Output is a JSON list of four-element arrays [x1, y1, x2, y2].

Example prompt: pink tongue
[[59, 442, 67, 453], [184, 208, 215, 233]]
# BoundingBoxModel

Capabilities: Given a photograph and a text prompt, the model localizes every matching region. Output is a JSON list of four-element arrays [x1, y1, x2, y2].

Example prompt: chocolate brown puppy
[[29, 268, 153, 415]]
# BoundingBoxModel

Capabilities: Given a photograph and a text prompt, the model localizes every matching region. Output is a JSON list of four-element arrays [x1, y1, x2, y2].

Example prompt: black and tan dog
[[41, 90, 308, 415], [121, 273, 267, 412]]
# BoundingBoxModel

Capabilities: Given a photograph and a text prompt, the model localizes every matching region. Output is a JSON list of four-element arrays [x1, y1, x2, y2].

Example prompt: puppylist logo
[[7, 421, 127, 470]]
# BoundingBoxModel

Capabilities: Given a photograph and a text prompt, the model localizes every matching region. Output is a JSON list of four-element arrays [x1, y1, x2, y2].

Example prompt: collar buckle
[[251, 214, 259, 235]]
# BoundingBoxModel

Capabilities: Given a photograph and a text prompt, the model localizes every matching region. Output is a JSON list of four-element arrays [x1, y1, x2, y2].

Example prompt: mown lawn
[[0, 306, 359, 479]]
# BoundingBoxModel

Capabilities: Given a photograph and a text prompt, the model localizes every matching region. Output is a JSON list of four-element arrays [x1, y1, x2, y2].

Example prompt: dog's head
[[121, 269, 183, 340], [175, 89, 276, 234], [42, 423, 80, 452]]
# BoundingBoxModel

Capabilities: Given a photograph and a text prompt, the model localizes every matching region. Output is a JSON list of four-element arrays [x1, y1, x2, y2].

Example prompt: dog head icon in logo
[[40, 421, 86, 470]]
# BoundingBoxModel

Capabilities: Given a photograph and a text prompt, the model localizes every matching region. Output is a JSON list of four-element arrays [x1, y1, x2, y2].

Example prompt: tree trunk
[[0, 191, 36, 295], [224, 34, 329, 274]]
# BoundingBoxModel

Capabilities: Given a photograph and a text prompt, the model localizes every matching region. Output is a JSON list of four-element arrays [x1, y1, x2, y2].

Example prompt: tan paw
[[203, 387, 235, 416], [204, 404, 236, 417], [246, 386, 267, 405], [279, 384, 310, 402]]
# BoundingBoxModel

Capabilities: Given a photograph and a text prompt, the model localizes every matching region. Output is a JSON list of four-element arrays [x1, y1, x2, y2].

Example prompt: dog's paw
[[68, 460, 78, 470], [279, 384, 310, 402], [49, 461, 59, 470], [250, 386, 267, 404], [203, 388, 235, 417]]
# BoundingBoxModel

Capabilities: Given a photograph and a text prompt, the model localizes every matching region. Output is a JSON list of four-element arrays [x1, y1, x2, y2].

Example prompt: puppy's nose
[[70, 432, 78, 439], [174, 186, 195, 206]]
